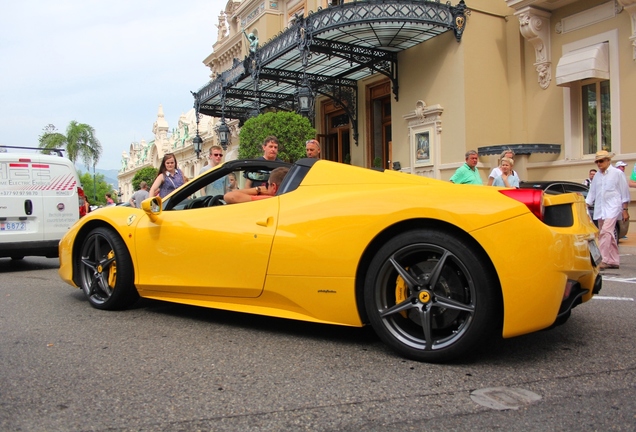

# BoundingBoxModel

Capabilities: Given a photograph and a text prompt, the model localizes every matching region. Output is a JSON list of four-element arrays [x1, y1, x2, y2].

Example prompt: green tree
[[78, 171, 112, 206], [238, 111, 315, 162], [132, 166, 158, 191], [38, 121, 103, 169]]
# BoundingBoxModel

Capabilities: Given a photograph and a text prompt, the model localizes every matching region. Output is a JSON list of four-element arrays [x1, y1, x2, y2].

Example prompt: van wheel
[[78, 227, 138, 310]]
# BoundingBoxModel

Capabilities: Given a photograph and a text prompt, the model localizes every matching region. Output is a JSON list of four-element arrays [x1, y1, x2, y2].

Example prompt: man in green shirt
[[450, 150, 482, 185]]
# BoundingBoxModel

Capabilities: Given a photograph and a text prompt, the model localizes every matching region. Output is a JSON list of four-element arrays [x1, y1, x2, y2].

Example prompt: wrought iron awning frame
[[193, 0, 468, 145]]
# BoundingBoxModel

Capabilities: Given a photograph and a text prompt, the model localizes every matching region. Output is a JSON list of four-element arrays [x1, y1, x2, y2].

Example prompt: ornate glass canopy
[[192, 0, 468, 141]]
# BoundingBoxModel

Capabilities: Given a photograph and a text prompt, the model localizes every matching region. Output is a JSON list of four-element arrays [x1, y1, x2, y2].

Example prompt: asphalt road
[[1, 255, 635, 431]]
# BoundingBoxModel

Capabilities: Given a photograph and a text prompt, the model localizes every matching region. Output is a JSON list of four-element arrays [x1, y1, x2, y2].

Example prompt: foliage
[[132, 167, 158, 191], [78, 171, 115, 206], [373, 157, 382, 168], [238, 111, 315, 162], [38, 121, 103, 168]]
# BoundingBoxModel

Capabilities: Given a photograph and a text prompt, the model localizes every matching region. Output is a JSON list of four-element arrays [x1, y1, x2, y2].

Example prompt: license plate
[[589, 240, 602, 266], [0, 222, 26, 231]]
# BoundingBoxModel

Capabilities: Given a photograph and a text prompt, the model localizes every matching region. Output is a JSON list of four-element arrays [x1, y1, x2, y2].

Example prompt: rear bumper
[[471, 211, 600, 338], [0, 240, 60, 258], [558, 274, 602, 319]]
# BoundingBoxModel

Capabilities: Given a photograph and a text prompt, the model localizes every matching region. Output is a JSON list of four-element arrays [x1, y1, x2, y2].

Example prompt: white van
[[0, 146, 83, 260]]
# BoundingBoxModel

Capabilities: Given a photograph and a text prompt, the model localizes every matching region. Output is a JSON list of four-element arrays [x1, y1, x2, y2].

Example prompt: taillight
[[499, 189, 544, 221], [77, 186, 86, 206]]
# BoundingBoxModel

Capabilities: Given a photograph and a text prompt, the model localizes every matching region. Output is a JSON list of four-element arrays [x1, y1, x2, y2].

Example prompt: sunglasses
[[595, 159, 609, 164], [212, 153, 223, 157]]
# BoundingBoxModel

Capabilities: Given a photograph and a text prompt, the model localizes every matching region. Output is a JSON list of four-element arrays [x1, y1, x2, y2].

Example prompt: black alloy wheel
[[364, 230, 501, 363], [78, 227, 138, 310]]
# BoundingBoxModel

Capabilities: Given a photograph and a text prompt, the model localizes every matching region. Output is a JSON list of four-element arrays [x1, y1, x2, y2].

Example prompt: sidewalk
[[619, 231, 636, 255]]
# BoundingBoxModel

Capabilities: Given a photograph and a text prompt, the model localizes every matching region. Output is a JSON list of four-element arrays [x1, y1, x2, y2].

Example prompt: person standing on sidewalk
[[586, 150, 630, 270], [450, 150, 482, 185], [129, 181, 149, 208]]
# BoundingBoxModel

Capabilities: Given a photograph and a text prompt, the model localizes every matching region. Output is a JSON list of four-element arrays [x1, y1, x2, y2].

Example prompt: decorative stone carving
[[618, 0, 636, 60], [413, 100, 426, 120], [217, 12, 228, 41], [515, 6, 552, 89], [403, 100, 443, 132]]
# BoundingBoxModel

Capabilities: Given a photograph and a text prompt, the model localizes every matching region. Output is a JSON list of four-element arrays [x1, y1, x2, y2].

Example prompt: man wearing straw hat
[[585, 150, 630, 269]]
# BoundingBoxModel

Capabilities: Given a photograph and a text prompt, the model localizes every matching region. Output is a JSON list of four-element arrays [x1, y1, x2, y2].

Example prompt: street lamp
[[297, 82, 312, 117], [217, 120, 230, 150], [191, 90, 203, 159], [193, 133, 203, 158]]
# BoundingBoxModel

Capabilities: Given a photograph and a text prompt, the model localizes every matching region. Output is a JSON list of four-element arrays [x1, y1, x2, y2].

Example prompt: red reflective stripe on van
[[10, 163, 29, 167], [48, 174, 77, 191], [32, 164, 50, 168]]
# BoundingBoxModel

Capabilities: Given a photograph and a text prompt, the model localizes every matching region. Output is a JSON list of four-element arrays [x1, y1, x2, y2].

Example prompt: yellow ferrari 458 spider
[[59, 158, 601, 362]]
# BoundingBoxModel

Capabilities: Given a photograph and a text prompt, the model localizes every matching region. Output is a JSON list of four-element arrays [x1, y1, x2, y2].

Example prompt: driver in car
[[224, 167, 289, 204]]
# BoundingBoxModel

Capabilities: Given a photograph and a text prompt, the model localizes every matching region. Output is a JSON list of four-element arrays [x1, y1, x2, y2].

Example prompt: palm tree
[[38, 121, 102, 168]]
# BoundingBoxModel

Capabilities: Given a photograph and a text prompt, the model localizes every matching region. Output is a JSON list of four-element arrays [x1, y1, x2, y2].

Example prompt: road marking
[[602, 276, 636, 284], [470, 387, 541, 410], [593, 296, 634, 301]]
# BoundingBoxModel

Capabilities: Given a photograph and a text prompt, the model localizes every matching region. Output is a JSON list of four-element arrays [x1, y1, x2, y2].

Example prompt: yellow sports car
[[59, 158, 601, 362]]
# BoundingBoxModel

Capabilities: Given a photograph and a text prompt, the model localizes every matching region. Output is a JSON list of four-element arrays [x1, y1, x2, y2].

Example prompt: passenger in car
[[224, 167, 289, 204]]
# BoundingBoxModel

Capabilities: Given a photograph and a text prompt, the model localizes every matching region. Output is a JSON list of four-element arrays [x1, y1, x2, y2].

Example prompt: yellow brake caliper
[[395, 275, 409, 318], [106, 250, 117, 288]]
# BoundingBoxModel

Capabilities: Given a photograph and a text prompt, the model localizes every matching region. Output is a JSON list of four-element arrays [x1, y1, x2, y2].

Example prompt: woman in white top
[[487, 149, 516, 186]]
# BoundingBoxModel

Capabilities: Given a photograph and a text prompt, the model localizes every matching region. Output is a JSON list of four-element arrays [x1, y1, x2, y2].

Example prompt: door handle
[[24, 200, 33, 215], [256, 217, 273, 227]]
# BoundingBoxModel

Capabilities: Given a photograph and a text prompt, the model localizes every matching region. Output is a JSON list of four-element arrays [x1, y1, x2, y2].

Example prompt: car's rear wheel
[[364, 230, 501, 363], [78, 227, 138, 310]]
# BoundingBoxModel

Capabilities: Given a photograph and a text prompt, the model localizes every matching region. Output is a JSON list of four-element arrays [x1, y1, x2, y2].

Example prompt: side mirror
[[141, 196, 162, 222]]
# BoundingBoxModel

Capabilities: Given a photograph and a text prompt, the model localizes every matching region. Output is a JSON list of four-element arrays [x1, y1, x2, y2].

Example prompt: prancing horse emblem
[[418, 291, 431, 304]]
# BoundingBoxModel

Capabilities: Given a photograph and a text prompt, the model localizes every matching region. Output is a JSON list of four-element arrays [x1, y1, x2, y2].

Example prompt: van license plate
[[589, 240, 602, 266], [1, 222, 27, 231]]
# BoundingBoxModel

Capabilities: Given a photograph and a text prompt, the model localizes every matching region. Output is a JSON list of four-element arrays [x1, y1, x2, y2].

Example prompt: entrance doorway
[[367, 80, 392, 169], [321, 101, 351, 163]]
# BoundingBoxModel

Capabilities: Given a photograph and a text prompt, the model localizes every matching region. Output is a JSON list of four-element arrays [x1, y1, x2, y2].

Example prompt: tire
[[364, 230, 501, 363], [78, 227, 138, 310]]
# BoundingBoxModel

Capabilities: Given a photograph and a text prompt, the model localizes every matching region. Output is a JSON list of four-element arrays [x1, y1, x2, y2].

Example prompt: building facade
[[120, 0, 636, 201], [117, 105, 237, 202]]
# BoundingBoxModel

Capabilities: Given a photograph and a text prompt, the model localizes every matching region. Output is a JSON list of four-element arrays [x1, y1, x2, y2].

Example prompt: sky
[[0, 0, 228, 171]]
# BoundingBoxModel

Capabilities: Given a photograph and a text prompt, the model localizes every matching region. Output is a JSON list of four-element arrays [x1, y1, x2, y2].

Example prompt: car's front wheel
[[364, 230, 501, 363], [78, 227, 138, 310]]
